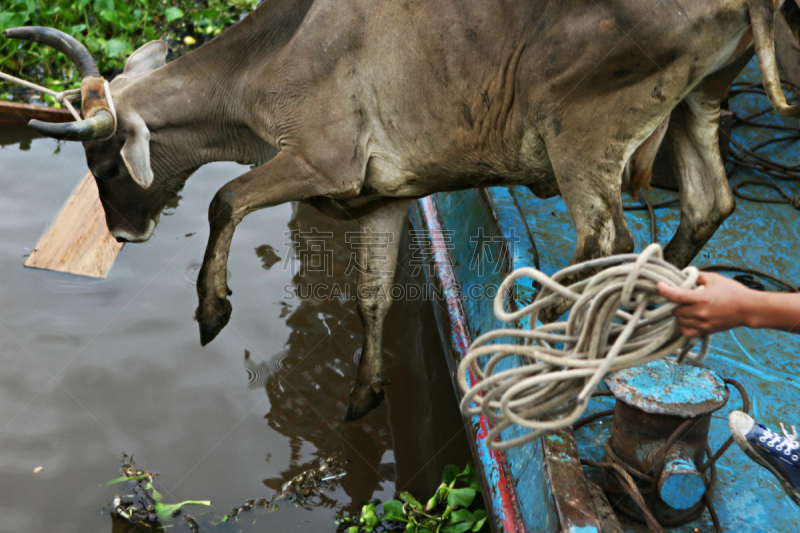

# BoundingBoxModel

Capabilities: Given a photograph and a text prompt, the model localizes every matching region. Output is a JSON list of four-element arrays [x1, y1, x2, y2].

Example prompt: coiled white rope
[[458, 243, 709, 450]]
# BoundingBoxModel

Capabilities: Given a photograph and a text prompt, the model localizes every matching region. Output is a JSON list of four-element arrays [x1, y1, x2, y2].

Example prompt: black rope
[[733, 179, 800, 209], [699, 265, 799, 292], [725, 79, 800, 207]]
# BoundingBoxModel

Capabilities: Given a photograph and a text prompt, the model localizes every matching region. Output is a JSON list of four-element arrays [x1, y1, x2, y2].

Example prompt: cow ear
[[120, 113, 153, 188], [122, 40, 168, 79]]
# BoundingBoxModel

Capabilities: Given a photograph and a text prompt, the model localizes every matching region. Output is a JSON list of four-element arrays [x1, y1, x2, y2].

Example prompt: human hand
[[656, 272, 754, 338]]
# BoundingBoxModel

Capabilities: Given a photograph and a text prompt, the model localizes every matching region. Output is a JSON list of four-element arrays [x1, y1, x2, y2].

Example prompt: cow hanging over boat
[[5, 0, 800, 420]]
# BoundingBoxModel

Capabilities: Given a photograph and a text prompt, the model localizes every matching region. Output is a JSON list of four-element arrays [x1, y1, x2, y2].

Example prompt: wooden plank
[[542, 429, 602, 533], [25, 171, 123, 278], [0, 101, 73, 124]]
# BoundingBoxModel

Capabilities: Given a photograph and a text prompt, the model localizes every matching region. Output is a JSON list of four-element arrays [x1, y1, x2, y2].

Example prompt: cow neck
[[122, 0, 314, 170]]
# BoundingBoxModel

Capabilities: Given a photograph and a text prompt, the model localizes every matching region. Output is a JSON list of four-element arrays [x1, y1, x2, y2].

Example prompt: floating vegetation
[[107, 455, 210, 533], [224, 454, 346, 522], [335, 463, 488, 533], [255, 244, 282, 270]]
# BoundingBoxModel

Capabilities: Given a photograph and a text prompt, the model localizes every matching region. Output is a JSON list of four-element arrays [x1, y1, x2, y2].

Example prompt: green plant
[[337, 463, 489, 533], [0, 0, 259, 104]]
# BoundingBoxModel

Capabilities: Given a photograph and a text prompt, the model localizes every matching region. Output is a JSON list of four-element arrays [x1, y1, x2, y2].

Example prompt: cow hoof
[[343, 381, 386, 422], [195, 296, 232, 346]]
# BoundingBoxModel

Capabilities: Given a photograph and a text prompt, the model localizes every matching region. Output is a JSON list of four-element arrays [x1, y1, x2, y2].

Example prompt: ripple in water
[[244, 348, 290, 389], [41, 269, 111, 295]]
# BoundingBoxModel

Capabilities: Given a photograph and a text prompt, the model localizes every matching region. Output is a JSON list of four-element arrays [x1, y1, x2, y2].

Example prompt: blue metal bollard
[[603, 357, 729, 524]]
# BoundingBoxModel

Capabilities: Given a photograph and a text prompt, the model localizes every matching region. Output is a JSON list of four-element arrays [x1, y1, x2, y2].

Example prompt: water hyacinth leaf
[[398, 491, 423, 511], [347, 527, 358, 533], [359, 501, 380, 532], [470, 509, 487, 531], [446, 488, 475, 509], [85, 36, 102, 54], [442, 509, 480, 533], [106, 473, 149, 485], [425, 491, 439, 512], [0, 12, 27, 32], [442, 521, 473, 533], [449, 509, 473, 522], [92, 0, 114, 13], [99, 9, 116, 23], [442, 464, 460, 485], [383, 499, 407, 522], [165, 7, 184, 23], [105, 38, 133, 59], [462, 464, 480, 492], [154, 500, 211, 521]]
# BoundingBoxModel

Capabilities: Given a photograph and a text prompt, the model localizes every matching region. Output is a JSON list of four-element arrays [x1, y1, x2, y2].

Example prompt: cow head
[[4, 28, 182, 243]]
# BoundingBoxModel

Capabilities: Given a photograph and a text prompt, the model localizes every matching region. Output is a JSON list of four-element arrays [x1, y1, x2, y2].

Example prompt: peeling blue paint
[[607, 358, 728, 416], [566, 526, 600, 533]]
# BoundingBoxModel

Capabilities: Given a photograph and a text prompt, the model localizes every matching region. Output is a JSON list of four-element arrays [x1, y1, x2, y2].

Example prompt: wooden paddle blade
[[24, 171, 123, 278]]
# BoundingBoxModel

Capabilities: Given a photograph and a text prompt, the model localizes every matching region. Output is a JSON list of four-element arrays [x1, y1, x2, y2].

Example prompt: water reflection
[[251, 202, 391, 517], [245, 201, 471, 519], [162, 194, 182, 216]]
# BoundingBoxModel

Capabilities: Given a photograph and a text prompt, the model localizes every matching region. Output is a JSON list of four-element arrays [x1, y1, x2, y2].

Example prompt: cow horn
[[748, 0, 800, 117], [3, 27, 100, 78], [28, 109, 114, 141], [4, 27, 116, 140]]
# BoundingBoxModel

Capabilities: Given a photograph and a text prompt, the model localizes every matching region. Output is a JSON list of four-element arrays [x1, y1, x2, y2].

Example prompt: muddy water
[[0, 126, 471, 532]]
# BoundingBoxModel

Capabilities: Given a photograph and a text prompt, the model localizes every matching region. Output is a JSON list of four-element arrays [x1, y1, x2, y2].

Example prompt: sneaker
[[729, 411, 800, 505]]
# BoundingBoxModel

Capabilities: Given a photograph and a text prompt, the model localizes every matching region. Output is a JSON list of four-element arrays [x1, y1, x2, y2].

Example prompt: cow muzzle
[[3, 27, 116, 141], [111, 215, 159, 244]]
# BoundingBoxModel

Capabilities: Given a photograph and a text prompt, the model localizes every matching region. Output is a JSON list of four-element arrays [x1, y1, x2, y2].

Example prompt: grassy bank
[[0, 0, 258, 105]]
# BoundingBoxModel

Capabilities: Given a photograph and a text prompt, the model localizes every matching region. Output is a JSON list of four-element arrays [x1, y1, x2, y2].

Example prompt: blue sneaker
[[729, 411, 800, 505]]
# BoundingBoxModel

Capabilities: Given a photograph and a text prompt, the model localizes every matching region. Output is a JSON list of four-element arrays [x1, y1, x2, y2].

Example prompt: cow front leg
[[344, 200, 411, 421], [196, 150, 352, 345], [541, 131, 638, 321], [662, 90, 735, 268]]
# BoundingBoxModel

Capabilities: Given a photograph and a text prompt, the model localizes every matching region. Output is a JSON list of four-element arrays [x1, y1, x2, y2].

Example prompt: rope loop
[[458, 243, 709, 450], [0, 70, 116, 127]]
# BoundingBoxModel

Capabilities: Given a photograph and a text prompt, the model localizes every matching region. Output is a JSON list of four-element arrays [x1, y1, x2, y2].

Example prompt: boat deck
[[412, 58, 800, 532]]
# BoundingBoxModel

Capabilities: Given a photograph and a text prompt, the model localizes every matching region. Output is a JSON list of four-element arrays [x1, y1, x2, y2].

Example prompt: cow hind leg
[[344, 199, 411, 421], [195, 150, 358, 345], [662, 91, 735, 268]]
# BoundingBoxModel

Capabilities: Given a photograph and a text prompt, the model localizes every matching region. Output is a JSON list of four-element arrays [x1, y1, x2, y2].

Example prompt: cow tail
[[748, 0, 800, 117]]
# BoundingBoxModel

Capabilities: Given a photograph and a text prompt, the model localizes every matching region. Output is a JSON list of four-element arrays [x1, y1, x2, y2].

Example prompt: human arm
[[656, 272, 800, 338]]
